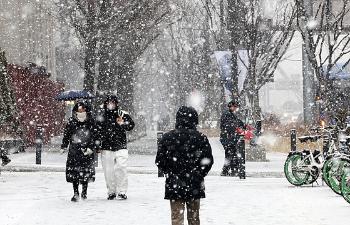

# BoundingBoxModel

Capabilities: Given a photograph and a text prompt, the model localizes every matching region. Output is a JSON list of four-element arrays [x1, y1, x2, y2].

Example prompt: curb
[[1, 165, 284, 178]]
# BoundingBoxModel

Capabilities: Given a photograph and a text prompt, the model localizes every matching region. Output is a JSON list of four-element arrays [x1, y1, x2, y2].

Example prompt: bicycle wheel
[[322, 157, 336, 187], [341, 166, 350, 204], [327, 158, 346, 195], [284, 153, 310, 186]]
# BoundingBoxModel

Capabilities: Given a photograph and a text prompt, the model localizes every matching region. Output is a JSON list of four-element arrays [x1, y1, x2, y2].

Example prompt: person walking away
[[220, 100, 245, 176], [1, 147, 11, 166], [97, 95, 135, 200], [61, 101, 98, 202], [155, 106, 214, 225]]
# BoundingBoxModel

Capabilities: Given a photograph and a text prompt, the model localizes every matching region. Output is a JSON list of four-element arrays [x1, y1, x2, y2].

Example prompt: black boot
[[1, 157, 11, 166], [107, 193, 116, 200], [71, 181, 80, 202], [71, 194, 80, 202], [117, 193, 127, 200], [221, 164, 230, 176], [81, 182, 88, 200]]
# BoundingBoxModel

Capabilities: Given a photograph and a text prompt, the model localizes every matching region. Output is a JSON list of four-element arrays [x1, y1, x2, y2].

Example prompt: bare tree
[[58, 0, 100, 92], [210, 0, 295, 120], [57, 0, 171, 112], [295, 0, 350, 123], [239, 0, 296, 120], [149, 0, 222, 122], [97, 0, 171, 112]]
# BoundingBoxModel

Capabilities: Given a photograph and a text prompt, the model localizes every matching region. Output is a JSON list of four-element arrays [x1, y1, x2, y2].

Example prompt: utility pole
[[302, 0, 317, 125]]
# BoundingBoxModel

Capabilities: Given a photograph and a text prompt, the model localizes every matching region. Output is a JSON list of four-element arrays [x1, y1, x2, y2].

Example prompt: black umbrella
[[55, 90, 95, 101]]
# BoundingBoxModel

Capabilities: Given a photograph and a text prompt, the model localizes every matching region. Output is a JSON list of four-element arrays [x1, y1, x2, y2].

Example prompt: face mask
[[76, 112, 87, 122], [107, 103, 116, 110]]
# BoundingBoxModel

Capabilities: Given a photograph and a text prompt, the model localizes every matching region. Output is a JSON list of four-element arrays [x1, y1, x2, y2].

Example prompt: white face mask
[[107, 103, 116, 110], [76, 112, 87, 122]]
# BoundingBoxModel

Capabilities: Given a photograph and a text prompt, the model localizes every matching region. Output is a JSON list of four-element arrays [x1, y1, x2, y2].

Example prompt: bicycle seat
[[310, 127, 322, 132], [298, 135, 322, 143], [302, 149, 311, 155]]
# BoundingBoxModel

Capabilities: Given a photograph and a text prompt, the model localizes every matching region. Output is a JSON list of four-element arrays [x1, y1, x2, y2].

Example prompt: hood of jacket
[[175, 106, 198, 129], [103, 95, 120, 116], [72, 101, 92, 122]]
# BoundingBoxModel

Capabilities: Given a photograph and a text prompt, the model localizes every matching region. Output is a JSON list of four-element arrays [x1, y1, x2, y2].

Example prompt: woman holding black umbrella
[[61, 101, 99, 202]]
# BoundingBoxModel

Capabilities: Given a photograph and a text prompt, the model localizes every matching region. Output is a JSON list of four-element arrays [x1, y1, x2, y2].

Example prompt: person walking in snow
[[61, 101, 98, 202], [97, 95, 135, 200], [220, 99, 245, 176], [1, 147, 11, 166], [155, 106, 214, 225]]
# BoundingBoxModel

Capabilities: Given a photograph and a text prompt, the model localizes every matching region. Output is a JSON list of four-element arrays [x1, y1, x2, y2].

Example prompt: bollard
[[255, 120, 262, 136], [291, 129, 297, 152], [35, 125, 43, 165], [94, 151, 99, 167], [237, 134, 246, 179], [323, 132, 330, 157], [157, 132, 164, 177]]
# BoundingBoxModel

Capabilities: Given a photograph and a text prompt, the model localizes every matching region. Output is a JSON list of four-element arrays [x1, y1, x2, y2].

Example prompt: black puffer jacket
[[61, 101, 97, 183], [97, 95, 135, 151], [220, 110, 245, 146], [155, 106, 214, 200]]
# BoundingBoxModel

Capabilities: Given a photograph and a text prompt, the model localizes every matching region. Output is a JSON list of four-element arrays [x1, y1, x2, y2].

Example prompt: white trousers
[[101, 149, 128, 195]]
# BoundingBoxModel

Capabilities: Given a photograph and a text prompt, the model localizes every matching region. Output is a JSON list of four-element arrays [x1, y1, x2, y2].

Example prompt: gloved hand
[[60, 148, 67, 154], [82, 148, 94, 156]]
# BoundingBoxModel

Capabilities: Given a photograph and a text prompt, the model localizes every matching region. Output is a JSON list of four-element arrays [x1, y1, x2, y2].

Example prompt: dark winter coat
[[61, 103, 98, 183], [155, 106, 214, 200], [220, 110, 245, 146], [97, 95, 135, 151]]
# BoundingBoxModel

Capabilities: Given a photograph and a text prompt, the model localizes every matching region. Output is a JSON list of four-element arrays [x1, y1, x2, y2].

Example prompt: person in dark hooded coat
[[220, 100, 245, 176], [61, 101, 98, 202], [97, 95, 135, 200], [155, 106, 213, 225]]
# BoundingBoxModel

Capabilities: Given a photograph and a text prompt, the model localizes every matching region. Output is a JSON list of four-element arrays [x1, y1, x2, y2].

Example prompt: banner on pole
[[213, 50, 249, 102]]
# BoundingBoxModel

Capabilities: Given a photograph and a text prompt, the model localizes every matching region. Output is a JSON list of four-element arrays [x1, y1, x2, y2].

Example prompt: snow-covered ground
[[0, 172, 349, 225], [1, 137, 348, 225]]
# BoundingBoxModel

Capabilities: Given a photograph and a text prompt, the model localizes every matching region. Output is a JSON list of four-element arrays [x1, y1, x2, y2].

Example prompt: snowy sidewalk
[[0, 172, 349, 225], [1, 138, 287, 177]]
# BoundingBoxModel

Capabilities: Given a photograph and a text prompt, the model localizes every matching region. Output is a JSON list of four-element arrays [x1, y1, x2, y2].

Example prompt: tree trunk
[[83, 37, 97, 92], [83, 2, 97, 92], [114, 63, 135, 114], [252, 89, 261, 121], [97, 37, 116, 93]]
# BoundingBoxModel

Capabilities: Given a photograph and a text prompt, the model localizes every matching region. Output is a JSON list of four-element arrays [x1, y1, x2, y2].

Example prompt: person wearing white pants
[[97, 95, 135, 200], [101, 149, 128, 199]]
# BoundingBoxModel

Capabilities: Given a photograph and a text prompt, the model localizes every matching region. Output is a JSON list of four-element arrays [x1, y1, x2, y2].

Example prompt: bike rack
[[35, 125, 43, 165], [157, 132, 164, 177], [291, 129, 297, 152], [237, 134, 246, 179]]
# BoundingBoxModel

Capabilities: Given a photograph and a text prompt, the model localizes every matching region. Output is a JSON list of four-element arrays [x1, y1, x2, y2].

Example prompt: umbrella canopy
[[55, 90, 95, 101]]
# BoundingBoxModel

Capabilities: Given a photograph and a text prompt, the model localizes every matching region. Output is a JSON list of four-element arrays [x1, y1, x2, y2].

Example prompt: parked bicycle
[[284, 126, 339, 186], [340, 162, 350, 203], [322, 131, 350, 195], [284, 129, 325, 186]]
